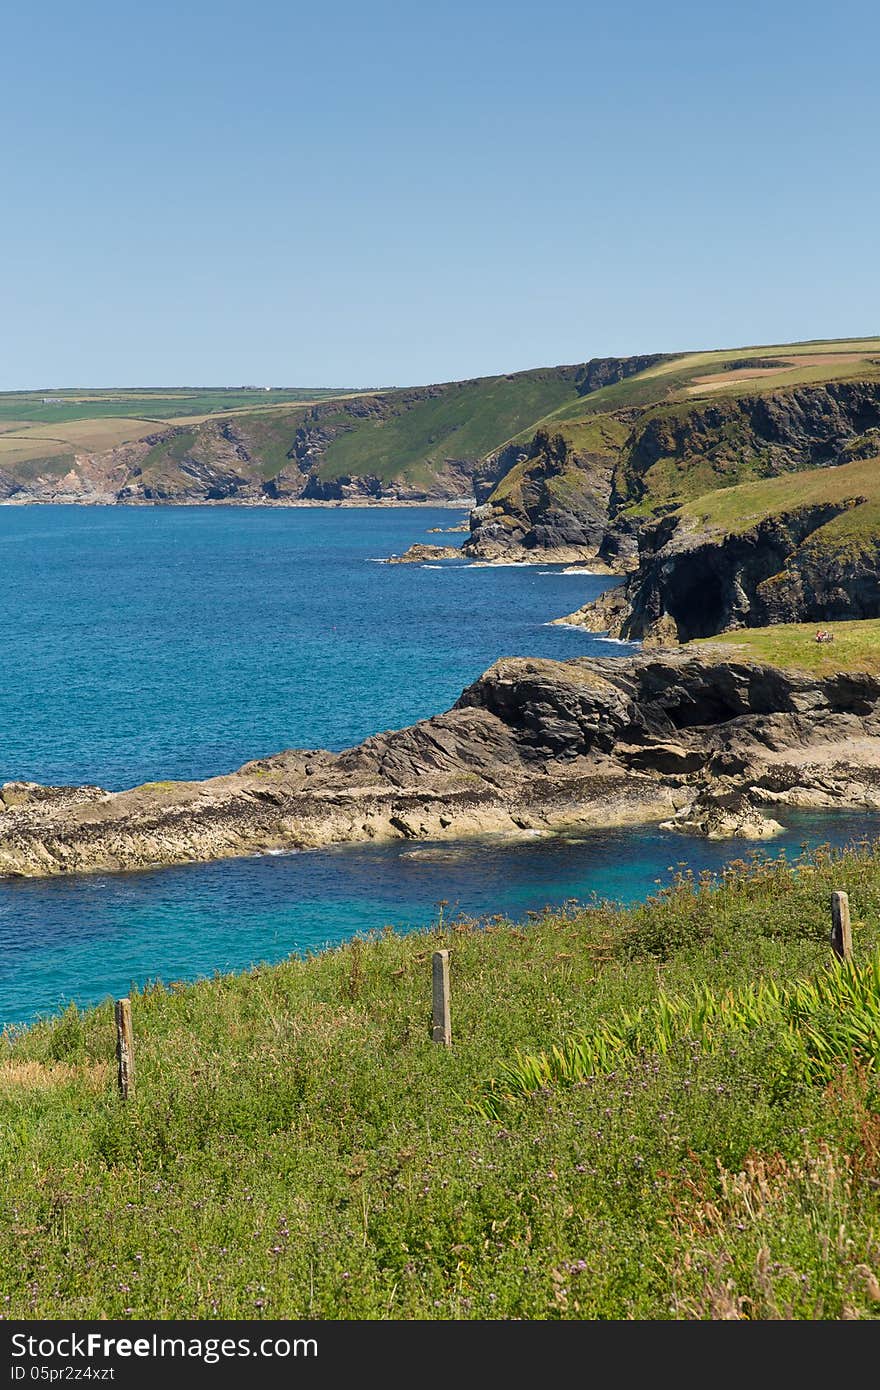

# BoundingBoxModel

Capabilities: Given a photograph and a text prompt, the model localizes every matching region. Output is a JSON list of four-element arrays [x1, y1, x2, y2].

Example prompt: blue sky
[[1, 0, 877, 388]]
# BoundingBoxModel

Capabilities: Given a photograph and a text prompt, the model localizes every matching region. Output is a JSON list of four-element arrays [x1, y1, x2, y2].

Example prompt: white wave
[[420, 564, 443, 569], [536, 567, 602, 576], [367, 557, 389, 564], [465, 560, 529, 568], [542, 622, 640, 648]]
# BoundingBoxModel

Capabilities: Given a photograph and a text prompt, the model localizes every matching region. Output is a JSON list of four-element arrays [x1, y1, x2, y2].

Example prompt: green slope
[[313, 367, 588, 483], [3, 841, 880, 1318], [693, 616, 880, 674]]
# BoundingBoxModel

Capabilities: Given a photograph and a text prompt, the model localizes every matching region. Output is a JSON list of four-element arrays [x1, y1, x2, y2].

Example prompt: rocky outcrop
[[460, 352, 668, 564], [463, 425, 629, 566], [386, 543, 463, 564], [574, 355, 667, 396], [561, 498, 867, 642], [4, 652, 880, 878]]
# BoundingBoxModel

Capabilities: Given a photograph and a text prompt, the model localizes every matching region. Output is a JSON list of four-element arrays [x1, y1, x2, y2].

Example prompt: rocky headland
[[3, 651, 880, 879]]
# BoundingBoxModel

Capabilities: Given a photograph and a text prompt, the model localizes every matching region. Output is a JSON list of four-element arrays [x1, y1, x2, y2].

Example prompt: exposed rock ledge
[[3, 652, 880, 879], [386, 543, 463, 564]]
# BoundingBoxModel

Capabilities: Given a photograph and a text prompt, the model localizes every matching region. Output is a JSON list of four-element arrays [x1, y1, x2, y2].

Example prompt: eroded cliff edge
[[3, 651, 880, 878]]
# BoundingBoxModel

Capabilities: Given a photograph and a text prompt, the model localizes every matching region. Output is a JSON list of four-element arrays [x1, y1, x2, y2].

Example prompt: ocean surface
[[1, 505, 876, 1026]]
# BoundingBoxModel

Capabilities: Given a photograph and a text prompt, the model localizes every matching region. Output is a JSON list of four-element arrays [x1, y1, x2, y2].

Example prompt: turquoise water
[[0, 505, 634, 789], [2, 810, 878, 1027], [1, 506, 876, 1026]]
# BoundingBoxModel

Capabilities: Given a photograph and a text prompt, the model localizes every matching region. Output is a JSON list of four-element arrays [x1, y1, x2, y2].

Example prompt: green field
[[694, 617, 880, 676], [3, 842, 880, 1319], [0, 386, 355, 426], [538, 338, 880, 425], [677, 453, 879, 537]]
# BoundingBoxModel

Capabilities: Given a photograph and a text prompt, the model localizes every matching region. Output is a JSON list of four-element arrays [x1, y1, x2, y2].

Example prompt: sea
[[1, 504, 875, 1025]]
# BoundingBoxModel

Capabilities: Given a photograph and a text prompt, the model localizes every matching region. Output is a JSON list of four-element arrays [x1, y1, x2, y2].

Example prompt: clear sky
[[2, 0, 877, 389]]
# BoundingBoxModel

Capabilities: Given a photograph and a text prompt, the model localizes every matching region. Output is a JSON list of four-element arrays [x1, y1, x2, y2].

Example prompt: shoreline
[[4, 650, 880, 881], [0, 496, 477, 510]]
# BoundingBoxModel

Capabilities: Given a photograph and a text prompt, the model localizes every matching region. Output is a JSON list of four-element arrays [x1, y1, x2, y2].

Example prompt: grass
[[693, 618, 880, 676], [314, 369, 587, 483], [480, 953, 880, 1117], [2, 840, 880, 1318], [537, 337, 880, 425], [0, 388, 355, 426], [677, 454, 879, 536]]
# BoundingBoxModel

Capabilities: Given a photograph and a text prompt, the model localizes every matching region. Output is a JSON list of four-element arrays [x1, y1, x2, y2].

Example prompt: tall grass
[[2, 839, 880, 1318], [479, 954, 880, 1117]]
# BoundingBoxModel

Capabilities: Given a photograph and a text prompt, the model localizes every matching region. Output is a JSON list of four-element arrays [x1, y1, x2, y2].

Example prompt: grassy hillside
[[0, 368, 594, 495], [3, 842, 880, 1319], [677, 454, 878, 537], [314, 369, 587, 484], [538, 338, 880, 425], [693, 617, 880, 676]]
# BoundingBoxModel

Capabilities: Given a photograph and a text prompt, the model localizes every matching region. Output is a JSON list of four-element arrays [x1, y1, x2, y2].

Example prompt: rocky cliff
[[462, 421, 630, 564], [462, 353, 665, 563], [612, 380, 880, 516], [561, 449, 880, 643], [466, 378, 880, 572], [3, 651, 880, 878]]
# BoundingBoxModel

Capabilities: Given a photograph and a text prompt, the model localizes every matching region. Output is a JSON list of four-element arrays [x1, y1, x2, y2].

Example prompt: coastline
[[4, 650, 880, 880], [0, 496, 477, 509]]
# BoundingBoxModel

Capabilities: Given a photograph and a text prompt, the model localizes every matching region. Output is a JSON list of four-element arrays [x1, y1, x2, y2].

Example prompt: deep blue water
[[1, 506, 877, 1026], [0, 505, 635, 789]]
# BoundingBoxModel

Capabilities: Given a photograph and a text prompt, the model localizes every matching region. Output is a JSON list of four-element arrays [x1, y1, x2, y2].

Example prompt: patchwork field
[[536, 338, 880, 427]]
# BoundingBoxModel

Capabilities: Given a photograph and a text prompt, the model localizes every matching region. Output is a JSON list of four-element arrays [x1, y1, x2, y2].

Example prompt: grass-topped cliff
[[0, 359, 660, 506], [463, 338, 880, 566], [560, 452, 880, 643], [3, 840, 880, 1319], [4, 339, 877, 520]]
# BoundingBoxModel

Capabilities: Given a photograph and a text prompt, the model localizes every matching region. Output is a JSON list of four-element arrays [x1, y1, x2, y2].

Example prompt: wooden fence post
[[831, 890, 853, 962], [115, 997, 135, 1099], [432, 950, 451, 1046]]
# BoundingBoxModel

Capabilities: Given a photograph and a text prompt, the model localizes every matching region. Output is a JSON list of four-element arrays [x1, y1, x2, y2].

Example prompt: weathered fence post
[[432, 949, 451, 1046], [115, 997, 135, 1099], [831, 890, 853, 962]]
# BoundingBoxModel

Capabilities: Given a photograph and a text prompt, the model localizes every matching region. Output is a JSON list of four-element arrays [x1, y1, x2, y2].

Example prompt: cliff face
[[613, 381, 880, 514], [568, 499, 867, 642], [462, 352, 665, 563], [462, 429, 617, 563], [3, 651, 880, 878], [464, 378, 880, 571]]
